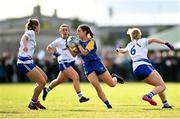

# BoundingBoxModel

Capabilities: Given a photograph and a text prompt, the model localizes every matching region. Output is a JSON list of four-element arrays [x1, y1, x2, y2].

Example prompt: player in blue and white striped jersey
[[117, 28, 173, 108], [17, 19, 47, 110], [42, 24, 89, 103]]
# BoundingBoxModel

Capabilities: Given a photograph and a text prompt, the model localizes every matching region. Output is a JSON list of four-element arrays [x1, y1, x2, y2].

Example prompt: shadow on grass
[[0, 111, 23, 114], [68, 109, 94, 112], [115, 104, 145, 107], [142, 108, 162, 110]]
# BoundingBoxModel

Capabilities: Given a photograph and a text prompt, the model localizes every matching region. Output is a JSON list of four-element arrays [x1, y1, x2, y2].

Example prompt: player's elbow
[[46, 46, 53, 53], [148, 38, 157, 44], [81, 51, 89, 56], [71, 52, 77, 57]]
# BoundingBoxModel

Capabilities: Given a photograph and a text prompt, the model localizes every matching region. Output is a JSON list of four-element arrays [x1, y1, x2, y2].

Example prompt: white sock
[[77, 91, 83, 98]]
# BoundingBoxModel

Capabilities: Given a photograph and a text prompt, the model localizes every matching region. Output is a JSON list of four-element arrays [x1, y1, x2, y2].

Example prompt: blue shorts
[[84, 60, 106, 76], [17, 63, 36, 75], [59, 61, 75, 72], [134, 65, 155, 80]]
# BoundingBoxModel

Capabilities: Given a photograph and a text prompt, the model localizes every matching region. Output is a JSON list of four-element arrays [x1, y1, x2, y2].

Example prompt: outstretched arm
[[148, 38, 174, 50], [46, 45, 55, 54], [46, 45, 60, 57], [148, 38, 167, 44], [116, 47, 128, 54]]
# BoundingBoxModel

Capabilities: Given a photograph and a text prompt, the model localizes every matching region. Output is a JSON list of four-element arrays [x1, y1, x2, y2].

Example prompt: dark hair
[[25, 18, 39, 31], [79, 24, 94, 38]]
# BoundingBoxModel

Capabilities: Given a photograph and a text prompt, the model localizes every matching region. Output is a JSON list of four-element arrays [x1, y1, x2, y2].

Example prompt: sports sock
[[147, 91, 155, 98], [104, 100, 112, 108], [163, 100, 169, 106], [46, 86, 52, 92], [77, 91, 83, 98], [30, 99, 37, 106]]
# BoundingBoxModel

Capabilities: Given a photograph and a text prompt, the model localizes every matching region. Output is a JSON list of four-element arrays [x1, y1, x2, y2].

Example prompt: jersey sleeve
[[24, 31, 32, 40], [141, 38, 149, 46], [49, 39, 59, 48], [85, 40, 95, 52]]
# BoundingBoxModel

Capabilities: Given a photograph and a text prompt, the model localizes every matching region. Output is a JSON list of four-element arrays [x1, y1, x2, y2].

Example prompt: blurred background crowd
[[1, 49, 180, 83], [1, 0, 180, 83]]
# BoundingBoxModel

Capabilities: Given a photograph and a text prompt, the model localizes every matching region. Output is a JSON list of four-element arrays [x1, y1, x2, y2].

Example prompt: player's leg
[[34, 66, 48, 109], [36, 66, 48, 81], [26, 66, 46, 110], [93, 60, 124, 86], [158, 92, 172, 108], [98, 71, 117, 87], [63, 66, 89, 103], [87, 72, 112, 108], [144, 70, 172, 108], [48, 72, 67, 89], [43, 72, 67, 100]]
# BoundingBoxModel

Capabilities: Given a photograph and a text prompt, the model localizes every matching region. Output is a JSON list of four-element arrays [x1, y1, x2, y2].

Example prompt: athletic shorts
[[84, 60, 106, 76], [59, 61, 75, 72], [134, 64, 155, 80], [17, 63, 36, 75]]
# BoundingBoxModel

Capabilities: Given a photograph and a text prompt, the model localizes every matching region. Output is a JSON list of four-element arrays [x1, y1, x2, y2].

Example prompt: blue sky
[[0, 0, 180, 26]]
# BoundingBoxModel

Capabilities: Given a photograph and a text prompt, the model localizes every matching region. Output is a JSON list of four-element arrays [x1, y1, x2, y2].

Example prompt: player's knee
[[161, 84, 166, 91], [44, 75, 48, 81], [38, 79, 46, 86], [57, 78, 63, 84], [107, 81, 116, 87], [108, 83, 116, 87], [72, 75, 80, 81], [41, 80, 46, 86], [159, 83, 166, 91]]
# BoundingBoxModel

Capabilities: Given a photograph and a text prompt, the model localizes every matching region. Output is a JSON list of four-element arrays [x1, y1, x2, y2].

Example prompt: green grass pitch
[[0, 83, 180, 118]]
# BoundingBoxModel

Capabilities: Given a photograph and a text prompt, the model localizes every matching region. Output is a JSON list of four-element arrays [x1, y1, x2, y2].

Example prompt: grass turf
[[0, 82, 180, 118]]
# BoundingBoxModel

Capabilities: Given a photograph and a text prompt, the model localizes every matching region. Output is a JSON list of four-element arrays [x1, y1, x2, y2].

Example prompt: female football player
[[42, 24, 89, 103], [74, 24, 125, 109], [116, 28, 173, 108], [17, 19, 47, 110]]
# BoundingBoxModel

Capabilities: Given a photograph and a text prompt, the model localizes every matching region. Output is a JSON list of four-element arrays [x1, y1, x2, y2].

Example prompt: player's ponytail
[[25, 18, 39, 31], [79, 24, 94, 38], [127, 28, 142, 40]]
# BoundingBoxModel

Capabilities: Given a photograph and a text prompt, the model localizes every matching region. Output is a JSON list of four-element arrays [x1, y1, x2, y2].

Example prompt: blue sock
[[30, 99, 37, 106], [104, 100, 112, 108]]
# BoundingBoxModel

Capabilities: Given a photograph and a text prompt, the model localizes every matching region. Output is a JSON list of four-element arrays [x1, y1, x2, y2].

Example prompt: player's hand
[[165, 42, 174, 50], [23, 47, 28, 52], [53, 51, 60, 57], [116, 47, 122, 52]]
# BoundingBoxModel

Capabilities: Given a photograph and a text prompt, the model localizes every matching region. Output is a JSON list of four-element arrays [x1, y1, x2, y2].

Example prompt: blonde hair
[[127, 28, 142, 40], [59, 24, 69, 30]]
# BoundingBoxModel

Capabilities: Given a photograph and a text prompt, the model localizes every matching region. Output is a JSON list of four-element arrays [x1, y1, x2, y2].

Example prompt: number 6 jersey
[[125, 38, 152, 71]]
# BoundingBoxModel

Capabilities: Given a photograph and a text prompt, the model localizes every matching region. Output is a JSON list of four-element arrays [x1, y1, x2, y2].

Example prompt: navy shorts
[[134, 65, 155, 80], [17, 63, 36, 75], [84, 60, 106, 76], [59, 61, 75, 72]]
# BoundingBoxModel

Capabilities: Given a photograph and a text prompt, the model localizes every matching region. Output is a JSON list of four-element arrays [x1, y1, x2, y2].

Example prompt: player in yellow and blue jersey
[[42, 24, 89, 103], [75, 24, 125, 109]]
